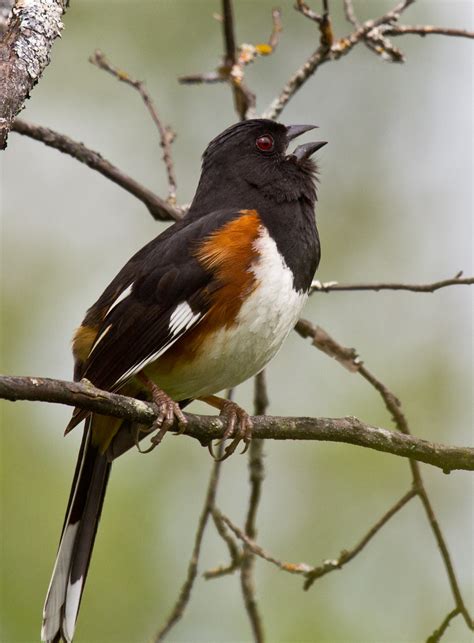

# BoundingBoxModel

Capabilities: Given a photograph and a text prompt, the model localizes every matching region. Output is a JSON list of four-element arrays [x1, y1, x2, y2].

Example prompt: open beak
[[292, 140, 327, 161], [286, 124, 317, 141], [286, 123, 327, 161]]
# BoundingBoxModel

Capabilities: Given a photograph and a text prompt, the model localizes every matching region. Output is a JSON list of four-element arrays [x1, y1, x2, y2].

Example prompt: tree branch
[[426, 608, 461, 643], [0, 0, 66, 148], [1, 374, 473, 473], [295, 319, 474, 631], [239, 372, 268, 643], [310, 274, 474, 294], [214, 488, 417, 588], [263, 0, 473, 120], [384, 24, 474, 39], [152, 449, 224, 642], [179, 2, 281, 120], [89, 49, 178, 205], [10, 118, 181, 221], [153, 392, 232, 641]]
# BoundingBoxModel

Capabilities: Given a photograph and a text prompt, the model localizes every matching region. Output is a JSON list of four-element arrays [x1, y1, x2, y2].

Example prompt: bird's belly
[[150, 236, 308, 400]]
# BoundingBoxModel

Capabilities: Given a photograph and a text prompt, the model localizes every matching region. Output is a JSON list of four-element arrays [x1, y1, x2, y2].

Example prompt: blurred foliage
[[1, 1, 473, 642]]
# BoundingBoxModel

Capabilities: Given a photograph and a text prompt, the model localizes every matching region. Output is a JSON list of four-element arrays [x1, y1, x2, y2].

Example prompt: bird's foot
[[200, 396, 253, 461], [136, 374, 187, 453]]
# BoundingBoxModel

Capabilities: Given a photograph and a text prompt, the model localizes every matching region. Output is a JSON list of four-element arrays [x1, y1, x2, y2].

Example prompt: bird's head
[[199, 119, 327, 204]]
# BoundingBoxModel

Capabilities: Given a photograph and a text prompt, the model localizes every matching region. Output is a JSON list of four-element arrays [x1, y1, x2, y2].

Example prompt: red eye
[[256, 134, 274, 152]]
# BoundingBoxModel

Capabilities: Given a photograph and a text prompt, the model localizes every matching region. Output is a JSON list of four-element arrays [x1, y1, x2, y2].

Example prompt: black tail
[[41, 418, 112, 643]]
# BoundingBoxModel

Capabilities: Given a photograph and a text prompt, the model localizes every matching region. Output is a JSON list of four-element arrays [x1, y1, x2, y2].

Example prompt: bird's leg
[[137, 372, 187, 452], [199, 395, 253, 460]]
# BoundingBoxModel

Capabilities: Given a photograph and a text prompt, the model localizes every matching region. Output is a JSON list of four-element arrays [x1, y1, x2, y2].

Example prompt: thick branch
[[10, 119, 181, 221], [0, 0, 65, 148], [1, 374, 473, 472]]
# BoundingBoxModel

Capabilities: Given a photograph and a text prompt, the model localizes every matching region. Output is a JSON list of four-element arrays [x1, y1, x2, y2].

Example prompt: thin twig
[[386, 25, 474, 39], [203, 508, 242, 579], [214, 489, 417, 588], [426, 608, 461, 643], [296, 322, 474, 631], [179, 3, 281, 120], [358, 365, 473, 631], [239, 372, 268, 643], [90, 49, 178, 205], [343, 0, 359, 28], [263, 0, 472, 119], [310, 274, 474, 294], [10, 119, 181, 221], [1, 374, 473, 472], [154, 390, 234, 639], [304, 488, 417, 588], [221, 0, 254, 119], [205, 387, 244, 581], [222, 0, 237, 68], [214, 510, 310, 575], [153, 454, 223, 641], [268, 8, 283, 50]]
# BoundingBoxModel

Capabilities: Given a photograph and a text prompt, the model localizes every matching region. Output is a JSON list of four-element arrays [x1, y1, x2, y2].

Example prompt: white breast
[[159, 227, 308, 400]]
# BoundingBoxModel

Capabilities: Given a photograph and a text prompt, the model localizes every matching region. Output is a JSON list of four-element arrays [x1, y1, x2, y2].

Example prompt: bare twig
[[214, 510, 311, 576], [90, 49, 178, 205], [310, 274, 474, 294], [426, 608, 461, 643], [239, 372, 268, 643], [10, 119, 181, 221], [221, 0, 254, 119], [343, 0, 359, 28], [386, 25, 474, 39], [263, 0, 473, 120], [221, 0, 237, 69], [203, 508, 242, 579], [358, 363, 473, 631], [153, 454, 224, 641], [296, 321, 474, 631], [268, 8, 282, 50], [0, 0, 65, 148], [214, 489, 418, 589], [303, 488, 417, 588], [154, 391, 233, 639], [1, 374, 473, 473], [179, 2, 281, 120]]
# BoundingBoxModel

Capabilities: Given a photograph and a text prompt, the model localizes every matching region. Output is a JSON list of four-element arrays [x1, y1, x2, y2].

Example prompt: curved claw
[[209, 401, 253, 461], [134, 380, 187, 454]]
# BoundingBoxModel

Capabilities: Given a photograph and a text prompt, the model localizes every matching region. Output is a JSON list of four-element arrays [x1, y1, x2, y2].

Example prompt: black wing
[[78, 208, 243, 392]]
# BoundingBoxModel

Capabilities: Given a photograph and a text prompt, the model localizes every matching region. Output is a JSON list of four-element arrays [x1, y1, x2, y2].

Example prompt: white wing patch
[[169, 301, 200, 334], [106, 284, 133, 316], [114, 301, 202, 387], [88, 285, 134, 356], [89, 323, 112, 355]]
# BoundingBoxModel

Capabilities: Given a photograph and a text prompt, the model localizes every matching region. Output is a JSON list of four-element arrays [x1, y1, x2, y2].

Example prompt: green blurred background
[[1, 1, 473, 641]]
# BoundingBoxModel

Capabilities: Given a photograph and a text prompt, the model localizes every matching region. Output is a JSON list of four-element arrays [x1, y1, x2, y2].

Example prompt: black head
[[191, 119, 326, 213]]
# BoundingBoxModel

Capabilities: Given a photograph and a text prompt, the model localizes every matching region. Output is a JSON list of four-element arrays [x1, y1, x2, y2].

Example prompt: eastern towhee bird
[[41, 118, 326, 642]]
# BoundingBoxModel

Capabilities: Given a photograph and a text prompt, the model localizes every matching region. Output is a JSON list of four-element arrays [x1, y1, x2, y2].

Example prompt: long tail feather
[[41, 417, 112, 643]]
